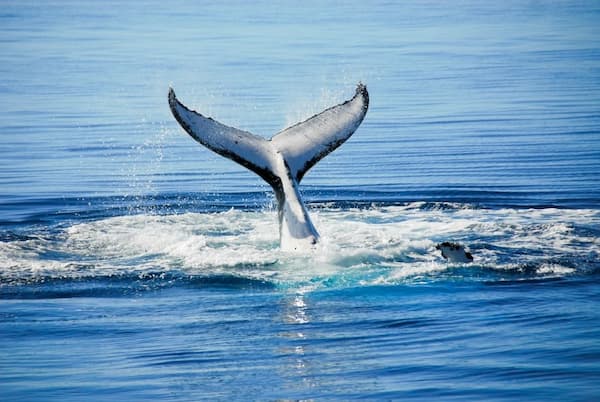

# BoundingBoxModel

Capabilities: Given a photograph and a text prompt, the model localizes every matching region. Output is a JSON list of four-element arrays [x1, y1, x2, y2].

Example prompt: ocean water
[[1, 1, 600, 400]]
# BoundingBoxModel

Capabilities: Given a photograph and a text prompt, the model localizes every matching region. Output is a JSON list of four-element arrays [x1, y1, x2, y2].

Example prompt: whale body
[[168, 83, 369, 251]]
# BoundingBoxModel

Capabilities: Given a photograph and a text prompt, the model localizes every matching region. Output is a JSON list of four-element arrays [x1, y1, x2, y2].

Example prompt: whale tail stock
[[168, 83, 369, 251]]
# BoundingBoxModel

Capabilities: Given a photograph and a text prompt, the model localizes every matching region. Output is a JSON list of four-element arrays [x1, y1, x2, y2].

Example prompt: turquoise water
[[1, 1, 600, 400]]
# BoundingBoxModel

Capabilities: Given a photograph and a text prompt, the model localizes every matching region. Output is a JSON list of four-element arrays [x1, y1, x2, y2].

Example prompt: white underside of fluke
[[168, 83, 369, 251]]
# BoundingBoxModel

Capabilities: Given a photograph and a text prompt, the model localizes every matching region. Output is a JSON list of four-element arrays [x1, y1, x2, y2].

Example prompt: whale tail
[[168, 83, 369, 250]]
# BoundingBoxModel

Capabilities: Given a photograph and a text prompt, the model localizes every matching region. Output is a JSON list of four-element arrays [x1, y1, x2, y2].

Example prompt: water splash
[[1, 204, 598, 289]]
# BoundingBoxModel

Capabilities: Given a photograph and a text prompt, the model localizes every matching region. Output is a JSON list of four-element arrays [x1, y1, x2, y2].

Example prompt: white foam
[[1, 206, 597, 286], [536, 264, 576, 276]]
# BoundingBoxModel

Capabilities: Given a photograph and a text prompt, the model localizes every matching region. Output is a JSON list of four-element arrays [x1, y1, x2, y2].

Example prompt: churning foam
[[0, 206, 598, 287]]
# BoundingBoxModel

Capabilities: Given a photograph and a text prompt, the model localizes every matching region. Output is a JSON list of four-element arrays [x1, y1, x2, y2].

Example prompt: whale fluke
[[168, 84, 369, 251], [271, 83, 369, 183]]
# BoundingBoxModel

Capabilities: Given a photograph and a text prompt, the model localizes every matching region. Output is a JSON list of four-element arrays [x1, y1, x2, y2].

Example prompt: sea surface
[[1, 1, 600, 400]]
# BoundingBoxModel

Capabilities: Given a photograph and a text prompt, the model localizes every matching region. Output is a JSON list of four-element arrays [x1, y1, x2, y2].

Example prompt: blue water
[[1, 1, 600, 400]]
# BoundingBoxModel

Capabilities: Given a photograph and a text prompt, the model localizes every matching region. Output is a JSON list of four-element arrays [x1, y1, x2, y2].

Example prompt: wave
[[1, 204, 598, 294]]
